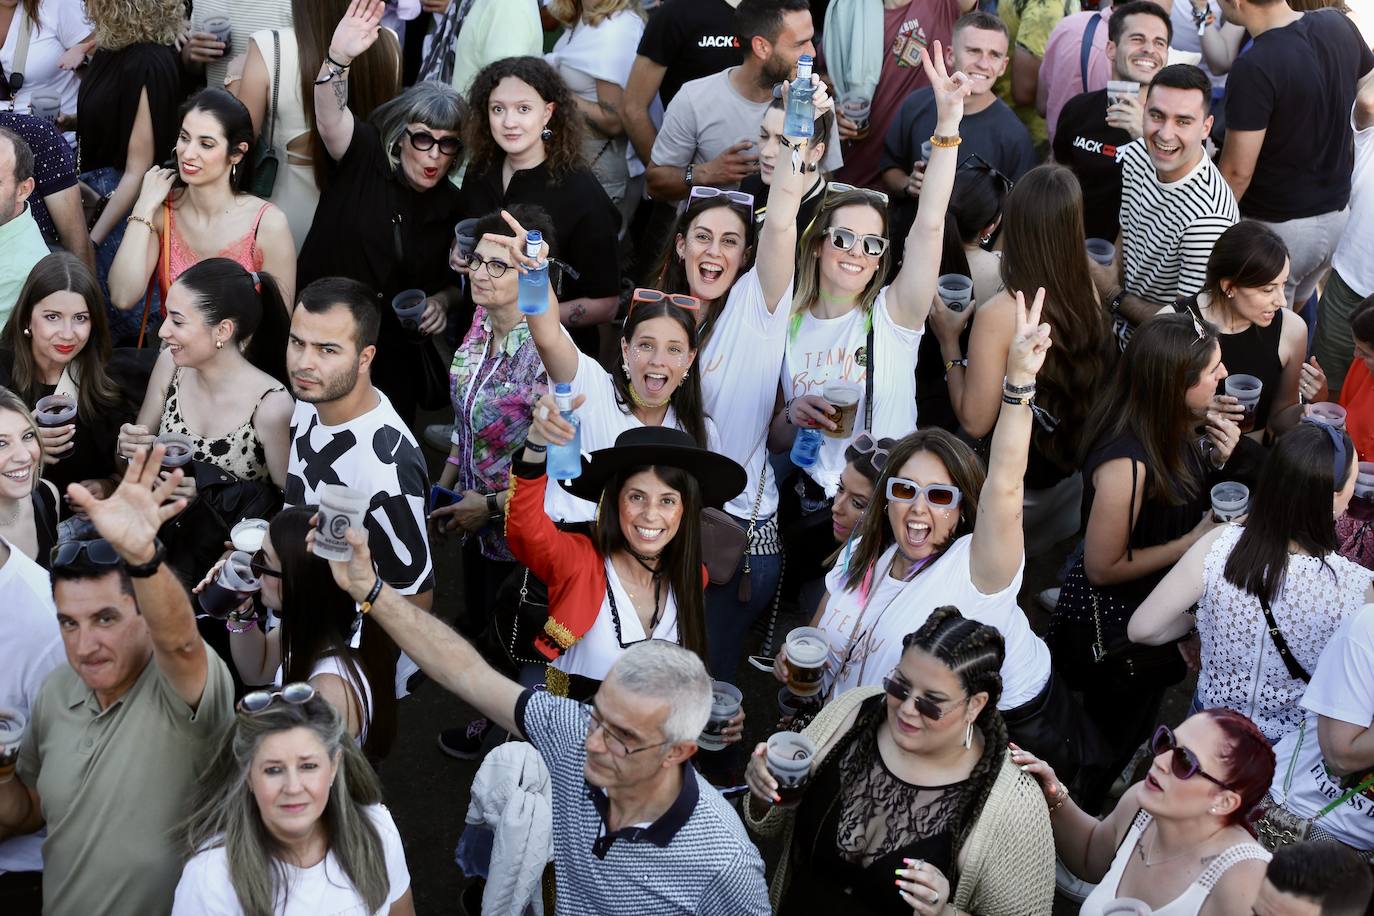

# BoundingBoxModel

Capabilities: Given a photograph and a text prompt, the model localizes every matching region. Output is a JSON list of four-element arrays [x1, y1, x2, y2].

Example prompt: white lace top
[[1196, 525, 1371, 741], [1079, 810, 1270, 916]]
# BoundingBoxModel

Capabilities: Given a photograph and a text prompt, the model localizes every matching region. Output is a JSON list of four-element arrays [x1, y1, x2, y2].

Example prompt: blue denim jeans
[[81, 167, 161, 346]]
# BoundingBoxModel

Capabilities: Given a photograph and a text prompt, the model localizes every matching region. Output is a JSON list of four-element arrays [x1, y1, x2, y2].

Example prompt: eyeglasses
[[958, 154, 1014, 195], [403, 128, 461, 156], [1149, 725, 1233, 789], [881, 671, 967, 721], [249, 549, 281, 579], [849, 432, 891, 476], [238, 682, 317, 715], [629, 287, 701, 315], [687, 186, 755, 210], [51, 538, 122, 571], [825, 181, 890, 207], [885, 477, 962, 509], [823, 226, 889, 258], [467, 252, 512, 278], [584, 702, 672, 758]]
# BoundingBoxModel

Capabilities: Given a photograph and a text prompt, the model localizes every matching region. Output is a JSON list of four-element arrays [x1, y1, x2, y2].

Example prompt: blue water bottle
[[546, 383, 582, 480], [790, 427, 822, 468], [783, 55, 816, 139], [517, 230, 549, 316]]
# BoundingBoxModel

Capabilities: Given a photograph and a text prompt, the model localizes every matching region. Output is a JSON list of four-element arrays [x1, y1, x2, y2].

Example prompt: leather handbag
[[699, 451, 769, 598], [248, 31, 281, 198], [487, 566, 550, 670]]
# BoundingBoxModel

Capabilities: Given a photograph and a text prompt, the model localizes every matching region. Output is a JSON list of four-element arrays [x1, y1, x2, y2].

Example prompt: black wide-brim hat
[[557, 426, 747, 509]]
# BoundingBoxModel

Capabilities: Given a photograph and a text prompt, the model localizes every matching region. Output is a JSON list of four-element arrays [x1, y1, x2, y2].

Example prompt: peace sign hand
[[919, 41, 972, 130], [1007, 287, 1052, 387], [330, 0, 385, 66]]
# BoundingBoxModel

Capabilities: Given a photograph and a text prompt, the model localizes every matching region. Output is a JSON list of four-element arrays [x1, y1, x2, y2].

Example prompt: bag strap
[[267, 31, 280, 148], [1258, 591, 1312, 683], [863, 311, 875, 432], [1080, 12, 1101, 92], [1283, 719, 1374, 818], [136, 200, 172, 348]]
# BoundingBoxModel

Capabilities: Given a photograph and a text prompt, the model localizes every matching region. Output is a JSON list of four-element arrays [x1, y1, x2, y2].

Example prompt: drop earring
[[540, 127, 553, 142], [622, 361, 631, 377]]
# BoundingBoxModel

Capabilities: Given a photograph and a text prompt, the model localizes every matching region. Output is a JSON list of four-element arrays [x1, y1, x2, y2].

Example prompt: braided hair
[[902, 607, 1008, 857]]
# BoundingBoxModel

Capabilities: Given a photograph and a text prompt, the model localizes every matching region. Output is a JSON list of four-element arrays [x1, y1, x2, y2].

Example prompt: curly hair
[[902, 607, 1008, 856], [464, 57, 587, 180], [546, 0, 646, 28], [85, 0, 183, 49]]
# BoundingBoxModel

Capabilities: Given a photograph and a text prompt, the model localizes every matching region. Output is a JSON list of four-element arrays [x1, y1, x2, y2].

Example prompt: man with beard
[[1053, 1, 1171, 241], [646, 0, 843, 202], [0, 129, 52, 326], [283, 277, 434, 695]]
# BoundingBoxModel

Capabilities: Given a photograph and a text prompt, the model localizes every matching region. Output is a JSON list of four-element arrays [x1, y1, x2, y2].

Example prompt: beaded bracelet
[[225, 614, 257, 634]]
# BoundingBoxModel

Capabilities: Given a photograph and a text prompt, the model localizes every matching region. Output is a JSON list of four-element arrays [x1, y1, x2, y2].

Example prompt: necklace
[[1138, 823, 1213, 867], [0, 498, 23, 527]]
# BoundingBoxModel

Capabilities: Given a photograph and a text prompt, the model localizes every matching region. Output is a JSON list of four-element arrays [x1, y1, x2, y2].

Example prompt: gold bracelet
[[1047, 785, 1070, 814], [929, 133, 962, 149], [125, 214, 158, 233]]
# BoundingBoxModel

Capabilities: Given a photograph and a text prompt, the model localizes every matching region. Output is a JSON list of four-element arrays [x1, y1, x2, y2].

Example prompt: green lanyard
[[1283, 718, 1374, 818]]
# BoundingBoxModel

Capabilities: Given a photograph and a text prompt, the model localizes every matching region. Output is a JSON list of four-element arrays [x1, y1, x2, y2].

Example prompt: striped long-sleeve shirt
[[1119, 138, 1239, 306]]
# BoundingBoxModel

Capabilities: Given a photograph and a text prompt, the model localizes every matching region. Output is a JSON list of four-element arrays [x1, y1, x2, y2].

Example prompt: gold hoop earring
[[963, 721, 974, 749]]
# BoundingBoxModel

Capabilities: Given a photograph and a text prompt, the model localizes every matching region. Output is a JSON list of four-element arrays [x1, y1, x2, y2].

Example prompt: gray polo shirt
[[18, 644, 234, 916]]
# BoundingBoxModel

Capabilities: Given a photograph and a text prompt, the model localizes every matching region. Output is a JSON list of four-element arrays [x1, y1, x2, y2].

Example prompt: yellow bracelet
[[125, 214, 158, 233], [929, 133, 962, 149]]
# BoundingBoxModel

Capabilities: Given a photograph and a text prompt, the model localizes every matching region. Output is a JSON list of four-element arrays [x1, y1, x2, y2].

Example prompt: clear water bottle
[[790, 427, 821, 468], [783, 56, 816, 139], [546, 383, 582, 480], [517, 230, 549, 316]]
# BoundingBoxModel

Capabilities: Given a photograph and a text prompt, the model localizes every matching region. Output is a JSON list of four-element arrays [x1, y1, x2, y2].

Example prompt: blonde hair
[[0, 387, 44, 491], [546, 0, 646, 28], [85, 0, 184, 49], [791, 191, 892, 321]]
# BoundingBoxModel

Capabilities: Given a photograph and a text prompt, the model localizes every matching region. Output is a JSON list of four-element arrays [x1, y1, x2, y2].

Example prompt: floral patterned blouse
[[449, 307, 547, 560]]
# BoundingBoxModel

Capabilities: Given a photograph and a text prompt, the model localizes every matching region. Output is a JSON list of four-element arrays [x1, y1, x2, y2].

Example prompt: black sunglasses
[[51, 538, 122, 571], [249, 549, 281, 579], [881, 671, 966, 721], [959, 153, 1014, 195], [1150, 725, 1233, 789], [238, 682, 316, 715], [404, 128, 461, 156]]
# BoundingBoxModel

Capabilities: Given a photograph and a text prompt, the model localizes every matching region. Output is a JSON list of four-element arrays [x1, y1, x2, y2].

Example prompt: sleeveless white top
[[1079, 811, 1270, 916]]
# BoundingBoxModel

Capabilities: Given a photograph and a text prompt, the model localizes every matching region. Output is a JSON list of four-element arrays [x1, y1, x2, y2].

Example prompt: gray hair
[[370, 80, 465, 177], [180, 695, 390, 915], [607, 640, 712, 745]]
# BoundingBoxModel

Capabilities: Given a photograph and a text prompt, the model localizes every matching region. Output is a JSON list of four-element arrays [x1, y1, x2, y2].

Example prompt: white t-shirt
[[273, 654, 373, 748], [545, 347, 720, 523], [700, 267, 793, 521], [1269, 604, 1374, 850], [0, 539, 63, 874], [1332, 104, 1374, 297], [782, 288, 921, 496], [0, 0, 90, 122], [553, 559, 680, 683], [820, 537, 1049, 710], [547, 10, 643, 101], [171, 804, 410, 915]]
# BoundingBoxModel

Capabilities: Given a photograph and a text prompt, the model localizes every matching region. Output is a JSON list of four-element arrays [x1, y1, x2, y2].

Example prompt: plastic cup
[[1106, 80, 1140, 106], [198, 550, 261, 619], [31, 93, 60, 122], [1102, 900, 1151, 916], [34, 393, 77, 428], [841, 97, 871, 137], [156, 432, 194, 471], [230, 517, 269, 553], [391, 289, 428, 332], [1085, 238, 1116, 266], [1308, 402, 1347, 430], [920, 140, 933, 162], [765, 731, 817, 805], [1210, 481, 1249, 523], [697, 681, 743, 751], [785, 626, 829, 697], [203, 16, 232, 52], [0, 709, 24, 782], [1351, 461, 1374, 521], [821, 382, 861, 440], [1224, 375, 1263, 433], [937, 273, 974, 312], [451, 218, 479, 270], [314, 484, 370, 561]]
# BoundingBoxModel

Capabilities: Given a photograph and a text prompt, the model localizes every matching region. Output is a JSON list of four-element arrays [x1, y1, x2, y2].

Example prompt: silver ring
[[930, 891, 939, 904]]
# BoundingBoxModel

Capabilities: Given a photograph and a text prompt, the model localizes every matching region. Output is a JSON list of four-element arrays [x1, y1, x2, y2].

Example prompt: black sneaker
[[437, 719, 493, 760]]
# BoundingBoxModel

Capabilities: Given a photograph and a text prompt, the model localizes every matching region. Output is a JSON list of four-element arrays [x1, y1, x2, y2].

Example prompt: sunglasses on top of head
[[823, 226, 889, 258], [404, 128, 461, 156], [687, 186, 755, 210], [1149, 725, 1233, 789], [825, 181, 890, 207], [237, 681, 316, 715], [629, 287, 701, 316], [958, 154, 1014, 195], [881, 670, 967, 721], [885, 477, 961, 509]]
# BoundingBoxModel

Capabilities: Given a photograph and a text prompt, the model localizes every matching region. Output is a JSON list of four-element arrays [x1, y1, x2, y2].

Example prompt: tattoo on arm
[[332, 74, 349, 112], [568, 304, 587, 327]]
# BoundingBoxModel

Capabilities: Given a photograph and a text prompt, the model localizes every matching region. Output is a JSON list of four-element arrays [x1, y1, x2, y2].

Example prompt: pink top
[[1040, 9, 1112, 145], [157, 201, 271, 308]]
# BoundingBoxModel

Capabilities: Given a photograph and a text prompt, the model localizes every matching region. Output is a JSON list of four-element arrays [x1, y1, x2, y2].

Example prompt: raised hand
[[1299, 356, 1328, 404], [479, 210, 549, 274], [307, 519, 378, 603], [530, 391, 584, 446], [1006, 287, 1052, 386], [133, 165, 178, 219], [330, 0, 385, 66], [919, 41, 972, 129], [67, 445, 186, 565]]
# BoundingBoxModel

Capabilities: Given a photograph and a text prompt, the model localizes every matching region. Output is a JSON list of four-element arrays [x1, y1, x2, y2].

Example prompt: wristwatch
[[124, 539, 167, 578], [684, 163, 695, 187], [486, 493, 503, 523]]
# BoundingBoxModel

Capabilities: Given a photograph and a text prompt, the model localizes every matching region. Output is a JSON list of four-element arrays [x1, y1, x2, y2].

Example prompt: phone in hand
[[428, 484, 460, 514]]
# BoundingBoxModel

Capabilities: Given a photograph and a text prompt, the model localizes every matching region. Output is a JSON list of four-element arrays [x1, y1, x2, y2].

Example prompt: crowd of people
[[1, 0, 1374, 912]]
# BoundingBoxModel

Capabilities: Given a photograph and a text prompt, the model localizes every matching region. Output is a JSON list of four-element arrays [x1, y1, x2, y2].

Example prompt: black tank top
[[1173, 297, 1285, 431]]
